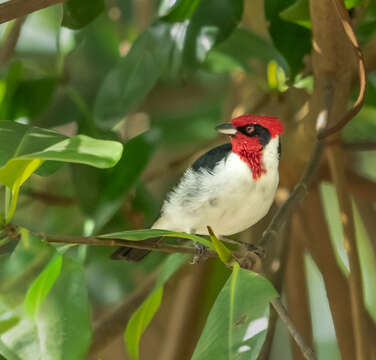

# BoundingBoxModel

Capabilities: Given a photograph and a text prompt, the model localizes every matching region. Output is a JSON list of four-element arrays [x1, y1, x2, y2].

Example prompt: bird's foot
[[246, 244, 265, 259], [191, 242, 209, 264]]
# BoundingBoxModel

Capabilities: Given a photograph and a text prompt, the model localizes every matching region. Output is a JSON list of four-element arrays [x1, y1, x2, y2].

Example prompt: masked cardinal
[[112, 114, 284, 261]]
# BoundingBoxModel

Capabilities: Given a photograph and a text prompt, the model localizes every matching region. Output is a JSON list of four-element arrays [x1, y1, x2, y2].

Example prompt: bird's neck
[[231, 137, 279, 179]]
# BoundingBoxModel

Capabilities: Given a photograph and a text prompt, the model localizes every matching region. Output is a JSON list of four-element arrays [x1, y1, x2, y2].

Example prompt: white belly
[[153, 140, 279, 236]]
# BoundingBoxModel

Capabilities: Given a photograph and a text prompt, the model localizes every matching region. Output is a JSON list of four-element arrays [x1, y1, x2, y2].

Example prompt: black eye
[[245, 125, 254, 134]]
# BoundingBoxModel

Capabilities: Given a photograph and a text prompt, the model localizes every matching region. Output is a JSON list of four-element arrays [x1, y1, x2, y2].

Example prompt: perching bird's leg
[[191, 242, 209, 264]]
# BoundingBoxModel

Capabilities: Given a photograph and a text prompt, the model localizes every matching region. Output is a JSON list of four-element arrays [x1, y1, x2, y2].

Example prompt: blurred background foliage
[[0, 0, 375, 359]]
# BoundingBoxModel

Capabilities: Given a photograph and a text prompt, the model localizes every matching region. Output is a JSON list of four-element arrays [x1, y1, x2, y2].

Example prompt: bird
[[111, 114, 284, 261]]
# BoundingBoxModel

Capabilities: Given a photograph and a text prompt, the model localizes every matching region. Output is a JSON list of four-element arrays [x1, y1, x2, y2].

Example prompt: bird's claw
[[191, 243, 209, 264], [246, 244, 265, 259]]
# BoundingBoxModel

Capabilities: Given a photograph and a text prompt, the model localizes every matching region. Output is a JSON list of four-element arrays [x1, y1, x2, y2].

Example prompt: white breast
[[153, 137, 280, 236]]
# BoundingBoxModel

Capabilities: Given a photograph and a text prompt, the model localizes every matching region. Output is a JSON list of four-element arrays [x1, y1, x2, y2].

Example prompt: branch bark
[[0, 0, 67, 24], [301, 188, 356, 360], [285, 215, 313, 360], [326, 146, 370, 359], [0, 16, 26, 66]]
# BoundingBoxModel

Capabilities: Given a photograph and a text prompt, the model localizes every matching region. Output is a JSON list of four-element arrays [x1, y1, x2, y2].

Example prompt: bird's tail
[[110, 217, 168, 262], [110, 247, 150, 262]]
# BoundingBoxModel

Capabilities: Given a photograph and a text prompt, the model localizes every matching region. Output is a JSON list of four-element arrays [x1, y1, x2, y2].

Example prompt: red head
[[216, 114, 284, 179]]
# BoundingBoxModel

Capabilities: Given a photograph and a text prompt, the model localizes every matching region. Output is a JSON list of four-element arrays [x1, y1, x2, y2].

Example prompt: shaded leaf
[[6, 78, 58, 121], [24, 254, 63, 318], [35, 257, 92, 360], [280, 0, 311, 29], [94, 23, 173, 128], [0, 312, 20, 334], [206, 28, 289, 74], [265, 0, 311, 76], [62, 0, 104, 29], [125, 254, 189, 360], [159, 0, 200, 21], [192, 264, 277, 359], [92, 129, 160, 230], [183, 0, 243, 67]]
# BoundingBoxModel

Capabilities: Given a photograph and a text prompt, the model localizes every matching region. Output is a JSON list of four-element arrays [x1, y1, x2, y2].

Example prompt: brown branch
[[343, 142, 376, 152], [270, 298, 316, 360], [258, 139, 324, 248], [300, 189, 356, 360], [0, 16, 26, 66], [0, 0, 67, 24], [39, 232, 218, 257], [24, 189, 76, 207], [285, 215, 313, 360], [317, 0, 366, 139], [88, 271, 158, 357], [327, 146, 371, 359]]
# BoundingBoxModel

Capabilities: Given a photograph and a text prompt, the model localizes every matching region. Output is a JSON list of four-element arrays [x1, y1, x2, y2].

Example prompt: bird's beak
[[216, 123, 237, 135]]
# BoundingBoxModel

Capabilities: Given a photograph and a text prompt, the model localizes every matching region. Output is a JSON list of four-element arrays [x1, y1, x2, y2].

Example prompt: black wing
[[192, 143, 232, 172]]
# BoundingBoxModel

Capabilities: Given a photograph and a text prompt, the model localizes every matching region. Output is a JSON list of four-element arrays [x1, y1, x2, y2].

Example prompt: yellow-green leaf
[[124, 254, 189, 360], [24, 253, 63, 318], [207, 226, 232, 264], [125, 288, 163, 360]]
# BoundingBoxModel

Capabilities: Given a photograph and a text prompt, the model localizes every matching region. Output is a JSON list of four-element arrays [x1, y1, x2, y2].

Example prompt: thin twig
[[317, 0, 366, 139], [39, 232, 218, 257], [0, 0, 67, 24], [343, 142, 376, 152], [270, 298, 316, 360], [258, 139, 324, 248], [0, 16, 26, 67]]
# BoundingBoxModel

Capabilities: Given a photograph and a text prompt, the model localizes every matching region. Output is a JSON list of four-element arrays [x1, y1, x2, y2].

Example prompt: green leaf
[[265, 0, 311, 76], [280, 0, 311, 29], [94, 23, 173, 128], [6, 78, 58, 121], [34, 257, 92, 360], [345, 0, 362, 9], [125, 254, 189, 360], [0, 339, 21, 360], [342, 106, 376, 144], [99, 228, 214, 249], [159, 0, 201, 21], [192, 265, 278, 360], [1, 255, 91, 360], [125, 288, 163, 360], [183, 0, 243, 67], [206, 28, 289, 75], [353, 204, 376, 323], [62, 0, 104, 29], [0, 312, 19, 334], [24, 253, 63, 317], [0, 121, 123, 169], [207, 226, 232, 264], [0, 121, 123, 221]]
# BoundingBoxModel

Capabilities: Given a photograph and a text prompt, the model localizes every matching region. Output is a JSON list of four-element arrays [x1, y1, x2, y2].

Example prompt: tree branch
[[270, 298, 316, 360], [39, 232, 218, 257], [300, 190, 356, 360], [0, 0, 67, 24], [317, 0, 366, 139], [0, 16, 26, 66], [326, 146, 370, 359]]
